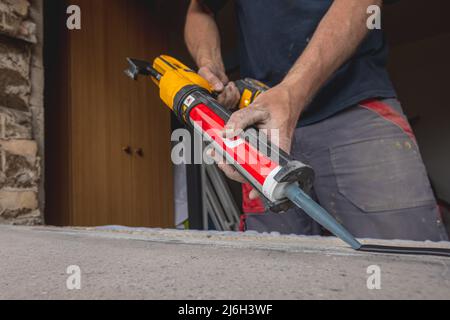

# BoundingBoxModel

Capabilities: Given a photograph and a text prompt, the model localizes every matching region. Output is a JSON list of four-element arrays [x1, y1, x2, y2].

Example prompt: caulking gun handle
[[235, 78, 270, 109]]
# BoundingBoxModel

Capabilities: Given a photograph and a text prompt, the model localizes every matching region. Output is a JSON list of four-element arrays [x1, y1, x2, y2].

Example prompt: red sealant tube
[[174, 87, 314, 213]]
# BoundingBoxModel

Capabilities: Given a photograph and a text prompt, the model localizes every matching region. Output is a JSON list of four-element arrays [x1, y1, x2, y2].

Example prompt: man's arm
[[282, 0, 383, 114], [185, 0, 240, 107], [216, 0, 383, 191]]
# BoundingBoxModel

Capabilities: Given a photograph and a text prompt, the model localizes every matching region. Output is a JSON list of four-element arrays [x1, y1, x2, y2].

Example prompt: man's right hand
[[198, 63, 240, 109]]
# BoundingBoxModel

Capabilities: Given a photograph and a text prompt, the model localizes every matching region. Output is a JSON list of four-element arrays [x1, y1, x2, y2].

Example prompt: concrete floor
[[0, 225, 449, 300]]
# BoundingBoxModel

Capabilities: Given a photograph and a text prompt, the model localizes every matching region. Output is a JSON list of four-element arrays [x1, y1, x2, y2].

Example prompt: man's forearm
[[185, 0, 224, 70], [281, 0, 382, 115]]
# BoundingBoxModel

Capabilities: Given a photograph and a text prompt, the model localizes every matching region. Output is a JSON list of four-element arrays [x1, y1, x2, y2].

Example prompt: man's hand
[[198, 62, 228, 92], [198, 62, 240, 109], [207, 84, 304, 199], [225, 84, 302, 153]]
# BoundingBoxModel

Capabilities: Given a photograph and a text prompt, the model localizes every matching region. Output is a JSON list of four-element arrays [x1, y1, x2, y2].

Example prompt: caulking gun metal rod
[[284, 183, 362, 250]]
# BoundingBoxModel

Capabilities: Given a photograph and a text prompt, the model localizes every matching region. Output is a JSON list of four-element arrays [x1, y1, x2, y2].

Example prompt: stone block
[[0, 107, 32, 139], [0, 190, 38, 221], [0, 139, 39, 189], [0, 35, 31, 111], [0, 0, 36, 43]]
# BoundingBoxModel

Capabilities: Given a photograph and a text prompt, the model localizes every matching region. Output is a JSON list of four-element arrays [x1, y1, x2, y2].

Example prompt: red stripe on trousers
[[241, 183, 265, 231], [239, 214, 247, 232], [242, 183, 265, 213], [360, 99, 417, 143]]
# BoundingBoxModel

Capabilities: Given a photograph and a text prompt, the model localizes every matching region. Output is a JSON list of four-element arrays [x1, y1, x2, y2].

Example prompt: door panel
[[70, 0, 132, 226]]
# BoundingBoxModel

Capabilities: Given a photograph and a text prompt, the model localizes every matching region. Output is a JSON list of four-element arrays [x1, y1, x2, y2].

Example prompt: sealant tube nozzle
[[284, 183, 362, 250]]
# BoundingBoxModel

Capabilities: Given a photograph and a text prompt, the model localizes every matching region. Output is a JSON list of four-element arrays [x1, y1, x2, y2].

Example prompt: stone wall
[[0, 0, 43, 225]]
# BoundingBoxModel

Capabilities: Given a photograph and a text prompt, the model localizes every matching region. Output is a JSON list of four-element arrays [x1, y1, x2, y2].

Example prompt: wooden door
[[45, 0, 174, 227]]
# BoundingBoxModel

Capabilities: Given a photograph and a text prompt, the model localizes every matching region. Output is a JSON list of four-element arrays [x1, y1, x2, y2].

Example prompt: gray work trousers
[[245, 98, 449, 242]]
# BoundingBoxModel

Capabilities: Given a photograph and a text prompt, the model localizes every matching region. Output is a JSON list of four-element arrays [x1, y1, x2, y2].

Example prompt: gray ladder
[[202, 163, 241, 231]]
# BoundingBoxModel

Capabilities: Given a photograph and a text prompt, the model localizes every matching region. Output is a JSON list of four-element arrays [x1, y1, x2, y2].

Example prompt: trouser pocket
[[330, 135, 436, 213]]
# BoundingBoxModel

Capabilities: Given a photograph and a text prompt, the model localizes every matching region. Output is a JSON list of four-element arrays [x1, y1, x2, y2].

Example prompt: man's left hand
[[207, 84, 305, 199]]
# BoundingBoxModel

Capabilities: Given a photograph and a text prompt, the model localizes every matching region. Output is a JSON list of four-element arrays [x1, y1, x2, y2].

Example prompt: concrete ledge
[[81, 225, 450, 257], [0, 226, 449, 299]]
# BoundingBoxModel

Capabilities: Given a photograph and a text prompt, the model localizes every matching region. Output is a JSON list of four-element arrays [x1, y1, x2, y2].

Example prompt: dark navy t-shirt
[[204, 0, 397, 127]]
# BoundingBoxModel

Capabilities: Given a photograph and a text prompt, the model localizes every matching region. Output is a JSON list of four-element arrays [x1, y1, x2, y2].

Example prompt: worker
[[184, 0, 448, 241]]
